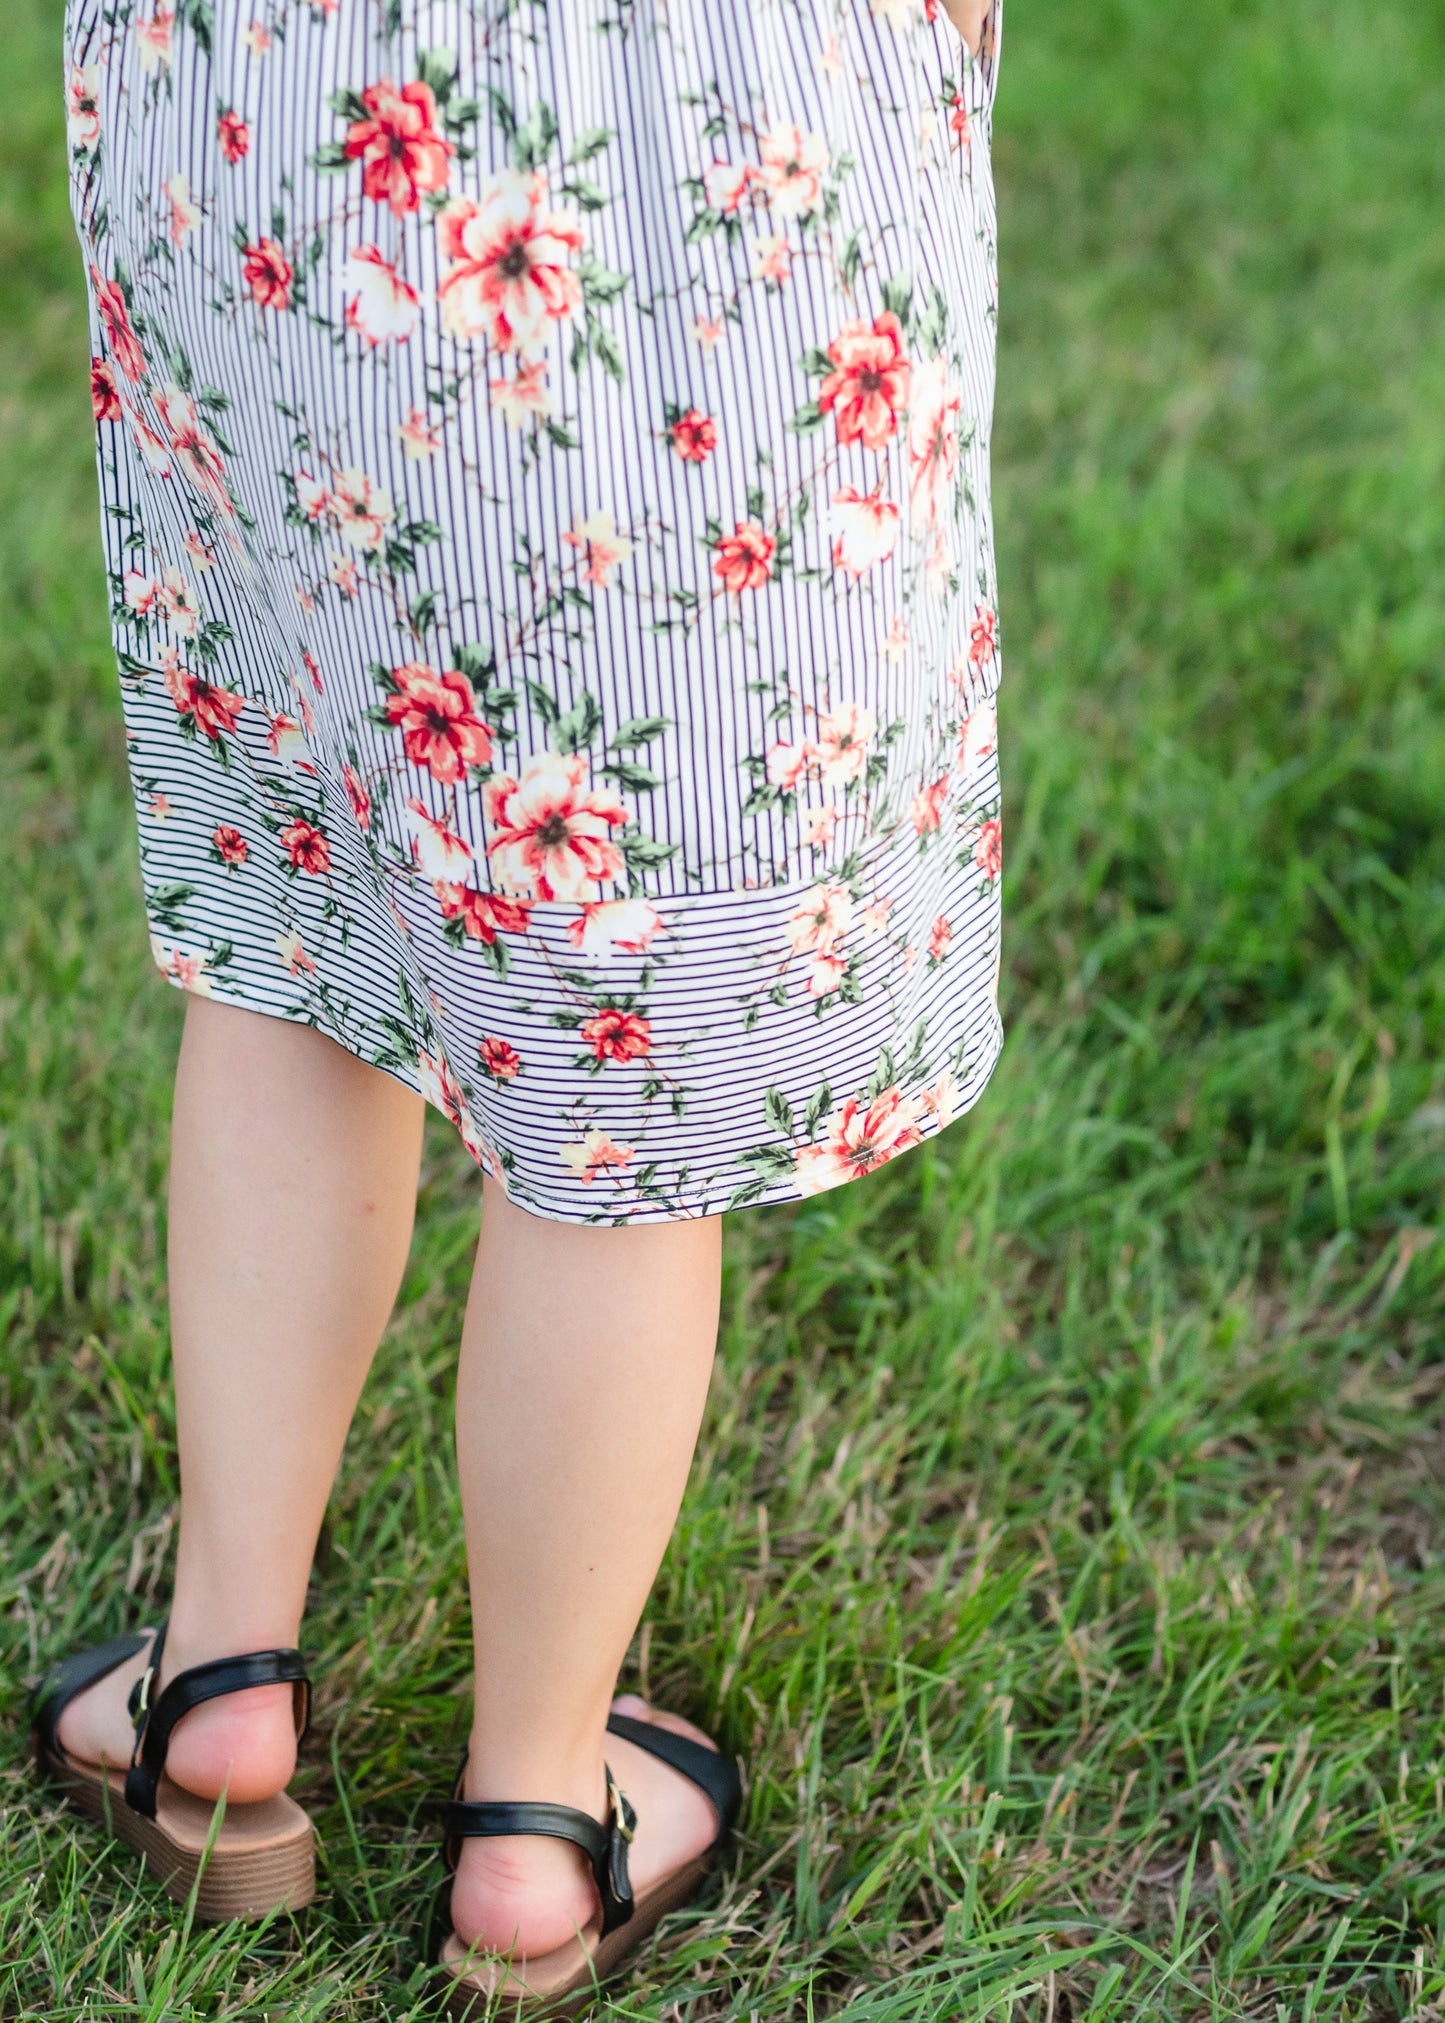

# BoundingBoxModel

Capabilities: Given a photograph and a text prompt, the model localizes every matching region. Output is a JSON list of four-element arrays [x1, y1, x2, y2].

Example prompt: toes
[[608, 1694, 719, 1753], [646, 1709, 719, 1751]]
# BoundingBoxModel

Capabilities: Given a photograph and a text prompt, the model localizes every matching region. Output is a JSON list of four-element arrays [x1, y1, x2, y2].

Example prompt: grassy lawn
[[4, 0, 1445, 2014]]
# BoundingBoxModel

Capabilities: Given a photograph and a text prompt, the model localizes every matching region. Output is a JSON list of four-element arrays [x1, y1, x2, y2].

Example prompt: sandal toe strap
[[30, 1632, 154, 1764], [440, 1778, 638, 1937], [123, 1623, 310, 1819], [605, 1711, 742, 1833]]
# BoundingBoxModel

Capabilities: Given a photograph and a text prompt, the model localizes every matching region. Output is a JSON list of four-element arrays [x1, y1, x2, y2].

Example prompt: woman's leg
[[450, 1182, 723, 1960], [61, 996, 724, 1949], [59, 995, 425, 1797]]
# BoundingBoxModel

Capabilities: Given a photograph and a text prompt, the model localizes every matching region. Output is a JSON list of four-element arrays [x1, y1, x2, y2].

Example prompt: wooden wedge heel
[[31, 1623, 316, 1922], [436, 1711, 742, 2020]]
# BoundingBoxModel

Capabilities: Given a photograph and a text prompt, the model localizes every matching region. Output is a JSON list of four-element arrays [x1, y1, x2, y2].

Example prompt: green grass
[[4, 0, 1445, 2014]]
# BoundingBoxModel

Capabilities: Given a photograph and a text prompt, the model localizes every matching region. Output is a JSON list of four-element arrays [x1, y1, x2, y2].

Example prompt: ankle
[[463, 1732, 608, 1818], [162, 1595, 303, 1673]]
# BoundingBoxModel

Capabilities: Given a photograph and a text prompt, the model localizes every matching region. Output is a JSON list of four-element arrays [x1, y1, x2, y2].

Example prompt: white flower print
[[344, 245, 421, 345], [329, 467, 394, 551]]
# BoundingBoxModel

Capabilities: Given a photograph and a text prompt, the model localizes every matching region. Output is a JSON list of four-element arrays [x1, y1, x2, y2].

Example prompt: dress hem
[[156, 962, 1005, 1226]]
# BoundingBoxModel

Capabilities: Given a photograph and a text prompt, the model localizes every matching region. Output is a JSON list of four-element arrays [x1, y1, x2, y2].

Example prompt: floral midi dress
[[64, 0, 1005, 1223]]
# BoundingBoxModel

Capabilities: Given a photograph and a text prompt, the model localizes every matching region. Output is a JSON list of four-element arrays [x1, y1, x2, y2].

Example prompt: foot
[[449, 1695, 722, 1963], [54, 1629, 298, 1806]]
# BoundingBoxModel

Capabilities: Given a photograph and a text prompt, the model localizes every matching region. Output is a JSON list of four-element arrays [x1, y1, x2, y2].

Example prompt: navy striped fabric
[[63, 0, 1005, 1222]]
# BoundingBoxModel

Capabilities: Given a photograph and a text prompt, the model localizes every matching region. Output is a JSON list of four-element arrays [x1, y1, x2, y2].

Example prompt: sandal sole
[[442, 1852, 715, 2020], [38, 1742, 315, 1922]]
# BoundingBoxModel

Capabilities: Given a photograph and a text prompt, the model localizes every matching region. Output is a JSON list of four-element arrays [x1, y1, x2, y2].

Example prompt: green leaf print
[[554, 691, 604, 754], [567, 126, 615, 164], [764, 1087, 796, 1138], [610, 716, 670, 749]]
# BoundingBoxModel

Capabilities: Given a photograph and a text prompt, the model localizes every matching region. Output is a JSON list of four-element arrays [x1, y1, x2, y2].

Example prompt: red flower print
[[217, 110, 250, 162], [341, 762, 372, 831], [90, 359, 120, 421], [435, 884, 534, 945], [90, 269, 145, 382], [191, 685, 244, 739], [928, 914, 952, 960], [280, 818, 330, 875], [479, 1035, 522, 1081], [436, 170, 585, 353], [968, 603, 999, 665], [384, 661, 494, 784], [794, 1087, 925, 1195], [242, 238, 293, 310], [344, 78, 453, 216], [911, 777, 947, 834], [163, 650, 244, 740], [949, 93, 971, 147], [972, 816, 1003, 881], [484, 752, 629, 902], [670, 409, 716, 462], [817, 312, 911, 451], [416, 1051, 500, 1179], [172, 678, 234, 737], [581, 1008, 652, 1063], [213, 823, 249, 866], [154, 385, 230, 513], [713, 520, 775, 596]]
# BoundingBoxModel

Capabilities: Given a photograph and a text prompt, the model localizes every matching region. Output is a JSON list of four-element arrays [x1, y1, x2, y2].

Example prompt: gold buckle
[[134, 1664, 155, 1722], [606, 1768, 635, 1844]]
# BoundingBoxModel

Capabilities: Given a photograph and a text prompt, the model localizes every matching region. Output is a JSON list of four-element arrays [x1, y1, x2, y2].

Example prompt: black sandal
[[437, 1709, 742, 2019], [31, 1619, 315, 1920]]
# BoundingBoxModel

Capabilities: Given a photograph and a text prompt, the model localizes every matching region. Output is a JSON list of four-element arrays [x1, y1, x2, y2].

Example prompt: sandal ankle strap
[[439, 1768, 638, 1938], [124, 1618, 311, 1819]]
